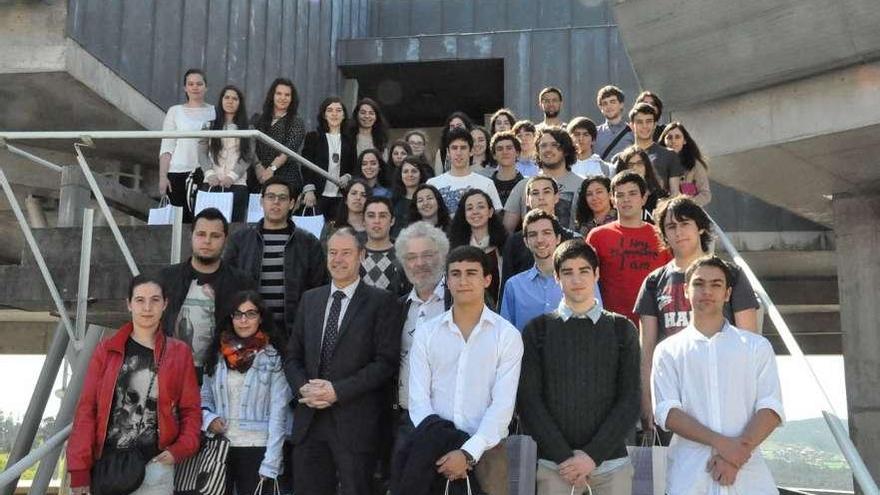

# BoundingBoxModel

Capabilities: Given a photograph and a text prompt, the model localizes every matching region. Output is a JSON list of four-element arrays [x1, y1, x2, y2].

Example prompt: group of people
[[66, 72, 784, 495]]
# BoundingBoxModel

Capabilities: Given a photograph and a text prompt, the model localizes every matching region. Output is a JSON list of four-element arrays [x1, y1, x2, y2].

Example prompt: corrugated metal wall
[[66, 0, 371, 127], [65, 0, 638, 128]]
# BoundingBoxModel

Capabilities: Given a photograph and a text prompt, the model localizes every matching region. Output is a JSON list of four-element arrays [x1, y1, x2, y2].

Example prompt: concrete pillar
[[24, 195, 47, 228], [58, 166, 90, 227], [832, 192, 880, 486]]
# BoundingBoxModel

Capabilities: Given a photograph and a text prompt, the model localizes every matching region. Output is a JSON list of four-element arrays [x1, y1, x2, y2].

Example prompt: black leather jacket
[[223, 222, 328, 333]]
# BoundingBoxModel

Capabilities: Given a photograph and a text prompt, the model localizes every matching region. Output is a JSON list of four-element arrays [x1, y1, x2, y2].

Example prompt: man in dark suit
[[285, 227, 401, 495]]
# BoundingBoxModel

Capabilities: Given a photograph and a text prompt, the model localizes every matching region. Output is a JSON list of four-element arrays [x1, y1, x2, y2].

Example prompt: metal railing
[[711, 218, 878, 495], [0, 130, 874, 494]]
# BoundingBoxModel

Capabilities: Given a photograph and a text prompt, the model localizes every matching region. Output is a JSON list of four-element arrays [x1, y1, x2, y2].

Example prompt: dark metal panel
[[337, 38, 385, 66], [409, 0, 442, 36], [441, 0, 474, 33], [150, 1, 185, 108], [80, 0, 103, 59], [302, 0, 322, 126], [311, 0, 335, 128], [67, 0, 86, 42], [528, 30, 570, 122], [292, 0, 310, 86], [118, 0, 155, 96], [226, 0, 249, 89], [205, 0, 231, 98], [537, 0, 571, 29], [570, 0, 612, 25], [265, 0, 284, 87], [418, 35, 459, 61], [473, 0, 507, 32], [456, 34, 494, 60], [381, 38, 421, 63], [280, 0, 297, 83], [607, 27, 640, 108], [375, 0, 408, 37], [340, 0, 352, 38], [245, 0, 268, 105], [497, 31, 532, 119], [180, 0, 209, 76], [569, 27, 611, 124], [506, 0, 538, 31], [94, 0, 123, 67], [368, 0, 379, 37]]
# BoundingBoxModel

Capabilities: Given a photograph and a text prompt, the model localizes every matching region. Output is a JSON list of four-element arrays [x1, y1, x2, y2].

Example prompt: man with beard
[[500, 210, 563, 331], [535, 87, 566, 133], [503, 127, 585, 232], [159, 207, 253, 382]]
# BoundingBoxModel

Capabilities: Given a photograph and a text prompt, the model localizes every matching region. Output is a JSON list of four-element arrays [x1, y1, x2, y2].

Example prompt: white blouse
[[160, 104, 216, 173]]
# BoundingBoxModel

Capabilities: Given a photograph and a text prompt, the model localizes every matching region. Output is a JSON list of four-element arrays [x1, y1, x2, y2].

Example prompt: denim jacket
[[201, 346, 292, 478]]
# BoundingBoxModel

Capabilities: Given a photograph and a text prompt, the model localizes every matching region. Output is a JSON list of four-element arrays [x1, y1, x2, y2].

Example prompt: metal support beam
[[74, 209, 93, 342], [0, 322, 68, 495], [28, 325, 105, 495], [73, 145, 138, 276], [0, 425, 72, 491], [170, 206, 183, 264], [58, 167, 90, 228], [0, 168, 76, 343]]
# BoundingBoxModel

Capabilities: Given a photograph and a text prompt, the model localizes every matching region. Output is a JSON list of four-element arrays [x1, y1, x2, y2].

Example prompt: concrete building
[[0, 0, 874, 488]]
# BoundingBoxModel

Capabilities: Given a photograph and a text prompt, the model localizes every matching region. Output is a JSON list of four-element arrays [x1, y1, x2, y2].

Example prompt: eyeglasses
[[263, 193, 290, 203], [232, 310, 260, 321]]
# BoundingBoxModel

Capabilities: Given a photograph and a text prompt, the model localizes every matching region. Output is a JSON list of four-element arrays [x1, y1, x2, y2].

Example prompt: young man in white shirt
[[567, 117, 613, 178], [408, 245, 523, 493], [426, 127, 503, 215], [652, 256, 784, 495]]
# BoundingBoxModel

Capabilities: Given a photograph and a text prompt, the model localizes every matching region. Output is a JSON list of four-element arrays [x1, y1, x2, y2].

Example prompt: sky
[[0, 354, 848, 422]]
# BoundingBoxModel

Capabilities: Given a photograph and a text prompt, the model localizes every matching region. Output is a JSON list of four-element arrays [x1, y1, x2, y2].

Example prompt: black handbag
[[91, 339, 165, 495]]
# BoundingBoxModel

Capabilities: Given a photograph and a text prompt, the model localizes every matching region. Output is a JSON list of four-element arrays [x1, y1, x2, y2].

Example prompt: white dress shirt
[[398, 281, 446, 409], [321, 279, 360, 343], [408, 305, 523, 461], [652, 321, 785, 495]]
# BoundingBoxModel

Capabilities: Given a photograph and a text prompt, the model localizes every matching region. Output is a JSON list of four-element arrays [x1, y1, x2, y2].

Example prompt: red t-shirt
[[586, 221, 671, 324]]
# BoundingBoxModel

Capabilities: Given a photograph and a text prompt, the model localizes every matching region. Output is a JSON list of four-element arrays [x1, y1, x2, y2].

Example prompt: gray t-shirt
[[504, 170, 584, 230], [644, 143, 684, 192], [634, 260, 759, 340]]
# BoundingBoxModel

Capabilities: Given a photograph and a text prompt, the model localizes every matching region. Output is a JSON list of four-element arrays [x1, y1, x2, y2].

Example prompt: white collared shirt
[[652, 321, 785, 495], [320, 278, 360, 343], [398, 281, 447, 409], [408, 305, 523, 461]]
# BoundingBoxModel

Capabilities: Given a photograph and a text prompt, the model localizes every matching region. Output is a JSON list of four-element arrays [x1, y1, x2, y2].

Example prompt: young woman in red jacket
[[67, 274, 202, 495]]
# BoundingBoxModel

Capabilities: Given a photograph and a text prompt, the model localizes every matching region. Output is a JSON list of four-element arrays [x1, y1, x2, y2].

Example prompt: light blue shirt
[[500, 266, 563, 331], [515, 158, 540, 178], [557, 297, 604, 324]]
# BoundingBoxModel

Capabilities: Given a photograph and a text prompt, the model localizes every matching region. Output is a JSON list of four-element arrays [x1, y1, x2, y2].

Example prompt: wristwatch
[[269, 164, 278, 172], [461, 449, 476, 467]]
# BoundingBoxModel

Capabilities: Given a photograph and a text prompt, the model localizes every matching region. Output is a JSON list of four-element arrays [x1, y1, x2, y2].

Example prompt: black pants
[[293, 411, 374, 495], [167, 171, 196, 223], [318, 195, 341, 221], [227, 446, 274, 495]]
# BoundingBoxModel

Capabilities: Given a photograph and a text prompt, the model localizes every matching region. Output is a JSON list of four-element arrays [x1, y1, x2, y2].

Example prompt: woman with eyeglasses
[[201, 291, 291, 495], [302, 96, 357, 220]]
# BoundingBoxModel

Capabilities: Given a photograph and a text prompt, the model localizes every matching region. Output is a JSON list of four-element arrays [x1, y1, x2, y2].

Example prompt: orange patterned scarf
[[220, 330, 269, 372]]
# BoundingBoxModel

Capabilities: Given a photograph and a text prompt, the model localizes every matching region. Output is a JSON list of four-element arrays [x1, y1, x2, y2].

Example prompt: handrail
[[710, 217, 879, 495], [0, 425, 71, 488], [0, 130, 343, 188]]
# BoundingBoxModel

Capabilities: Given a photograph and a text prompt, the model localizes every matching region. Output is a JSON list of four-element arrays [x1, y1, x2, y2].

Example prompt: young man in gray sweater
[[517, 240, 640, 495]]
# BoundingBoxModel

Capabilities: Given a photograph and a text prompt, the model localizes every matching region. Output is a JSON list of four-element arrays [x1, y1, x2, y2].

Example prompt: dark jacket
[[67, 323, 202, 488], [223, 222, 328, 334], [159, 259, 254, 339], [284, 282, 401, 453], [390, 415, 481, 495], [301, 130, 356, 195]]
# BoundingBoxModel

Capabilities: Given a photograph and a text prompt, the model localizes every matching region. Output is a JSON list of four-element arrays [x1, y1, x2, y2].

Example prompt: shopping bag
[[444, 474, 473, 495], [194, 186, 234, 222], [627, 431, 666, 495], [147, 196, 174, 225], [247, 193, 263, 223], [506, 434, 537, 495], [291, 213, 325, 239], [174, 434, 229, 495]]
